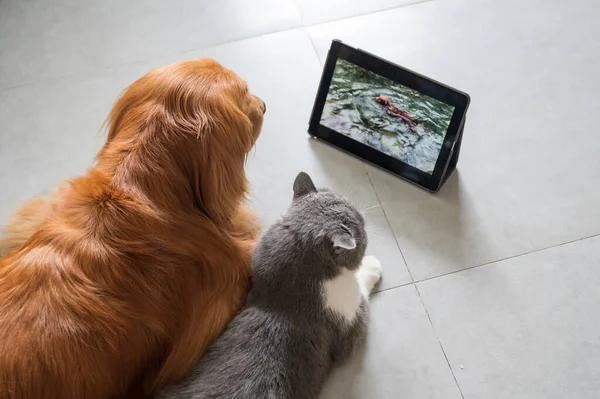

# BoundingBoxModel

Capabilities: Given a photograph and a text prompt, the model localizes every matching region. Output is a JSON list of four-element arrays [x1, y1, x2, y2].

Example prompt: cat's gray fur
[[158, 172, 379, 399]]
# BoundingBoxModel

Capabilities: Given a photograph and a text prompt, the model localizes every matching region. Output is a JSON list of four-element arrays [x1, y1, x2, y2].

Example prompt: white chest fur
[[321, 269, 362, 323]]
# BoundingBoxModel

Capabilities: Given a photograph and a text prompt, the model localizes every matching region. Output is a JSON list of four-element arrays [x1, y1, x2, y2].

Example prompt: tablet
[[308, 40, 470, 192]]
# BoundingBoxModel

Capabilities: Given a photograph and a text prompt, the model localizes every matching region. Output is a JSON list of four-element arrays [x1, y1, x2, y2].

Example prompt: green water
[[320, 59, 454, 174]]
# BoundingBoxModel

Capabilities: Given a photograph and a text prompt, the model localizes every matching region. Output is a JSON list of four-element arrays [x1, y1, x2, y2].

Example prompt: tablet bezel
[[308, 40, 470, 192]]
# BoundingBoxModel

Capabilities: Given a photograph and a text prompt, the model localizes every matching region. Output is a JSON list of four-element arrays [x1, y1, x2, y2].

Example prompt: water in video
[[320, 59, 455, 174]]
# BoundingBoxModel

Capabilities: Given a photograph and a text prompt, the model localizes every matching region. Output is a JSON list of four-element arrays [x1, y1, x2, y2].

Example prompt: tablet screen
[[320, 59, 455, 175]]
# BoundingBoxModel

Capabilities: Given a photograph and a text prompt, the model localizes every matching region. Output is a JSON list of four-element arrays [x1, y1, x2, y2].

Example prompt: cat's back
[[158, 304, 329, 399], [159, 172, 372, 399]]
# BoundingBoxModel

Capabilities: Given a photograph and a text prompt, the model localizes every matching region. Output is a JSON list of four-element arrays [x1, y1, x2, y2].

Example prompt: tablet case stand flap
[[438, 116, 465, 191]]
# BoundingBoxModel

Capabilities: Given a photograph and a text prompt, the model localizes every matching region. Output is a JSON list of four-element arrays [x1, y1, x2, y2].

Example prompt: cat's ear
[[293, 172, 317, 199], [331, 232, 356, 250]]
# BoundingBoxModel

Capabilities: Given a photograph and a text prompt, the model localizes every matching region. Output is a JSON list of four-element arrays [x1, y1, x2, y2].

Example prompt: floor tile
[[308, 0, 600, 280], [295, 0, 424, 26], [321, 284, 461, 399], [417, 235, 600, 399], [0, 0, 302, 89]]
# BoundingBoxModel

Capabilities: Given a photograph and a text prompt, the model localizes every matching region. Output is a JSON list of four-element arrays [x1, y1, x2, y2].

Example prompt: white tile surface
[[295, 0, 425, 25], [0, 0, 302, 89], [417, 235, 600, 399], [308, 0, 600, 280], [321, 284, 462, 399]]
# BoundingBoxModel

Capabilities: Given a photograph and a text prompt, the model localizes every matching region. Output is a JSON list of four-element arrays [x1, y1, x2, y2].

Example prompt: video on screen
[[320, 59, 455, 174]]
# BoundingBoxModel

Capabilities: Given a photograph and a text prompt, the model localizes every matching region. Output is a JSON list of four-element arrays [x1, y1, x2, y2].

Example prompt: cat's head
[[286, 172, 367, 272]]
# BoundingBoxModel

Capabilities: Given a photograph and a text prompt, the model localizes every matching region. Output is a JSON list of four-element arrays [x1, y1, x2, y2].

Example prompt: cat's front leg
[[355, 255, 382, 299], [329, 257, 382, 365]]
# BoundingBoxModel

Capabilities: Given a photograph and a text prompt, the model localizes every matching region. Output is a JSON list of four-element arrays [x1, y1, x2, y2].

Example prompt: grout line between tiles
[[373, 280, 415, 294], [0, 24, 302, 93], [305, 26, 323, 66], [414, 232, 600, 285], [299, 0, 435, 27], [0, 27, 281, 93], [368, 232, 600, 399], [0, 0, 436, 93], [362, 164, 416, 283], [413, 283, 466, 399]]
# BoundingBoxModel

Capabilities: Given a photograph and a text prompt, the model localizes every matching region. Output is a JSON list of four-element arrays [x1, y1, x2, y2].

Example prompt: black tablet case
[[437, 116, 465, 191], [310, 41, 468, 193]]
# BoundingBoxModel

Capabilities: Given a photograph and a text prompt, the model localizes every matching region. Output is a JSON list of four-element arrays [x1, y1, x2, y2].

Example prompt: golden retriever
[[0, 59, 264, 399]]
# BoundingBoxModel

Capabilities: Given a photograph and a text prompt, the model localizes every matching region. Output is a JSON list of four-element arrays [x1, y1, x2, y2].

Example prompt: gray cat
[[158, 172, 382, 399]]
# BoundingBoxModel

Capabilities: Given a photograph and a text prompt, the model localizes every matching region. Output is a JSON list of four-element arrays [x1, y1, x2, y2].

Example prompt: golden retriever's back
[[0, 59, 264, 399], [0, 183, 156, 398]]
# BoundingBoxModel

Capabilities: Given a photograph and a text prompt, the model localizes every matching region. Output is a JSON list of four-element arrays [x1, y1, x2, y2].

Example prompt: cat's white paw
[[361, 255, 382, 275], [356, 255, 382, 298]]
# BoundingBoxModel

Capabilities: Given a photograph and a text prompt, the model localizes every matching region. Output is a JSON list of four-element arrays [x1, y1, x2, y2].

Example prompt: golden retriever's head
[[97, 59, 265, 223]]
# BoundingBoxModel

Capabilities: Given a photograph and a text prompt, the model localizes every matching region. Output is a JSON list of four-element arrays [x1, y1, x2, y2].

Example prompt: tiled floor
[[1, 0, 599, 397]]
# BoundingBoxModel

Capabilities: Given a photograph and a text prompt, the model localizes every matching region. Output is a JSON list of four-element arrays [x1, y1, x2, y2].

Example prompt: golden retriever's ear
[[154, 63, 256, 224], [184, 95, 255, 224]]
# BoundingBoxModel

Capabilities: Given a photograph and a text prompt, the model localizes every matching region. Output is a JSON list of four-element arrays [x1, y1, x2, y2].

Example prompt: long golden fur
[[0, 59, 264, 399]]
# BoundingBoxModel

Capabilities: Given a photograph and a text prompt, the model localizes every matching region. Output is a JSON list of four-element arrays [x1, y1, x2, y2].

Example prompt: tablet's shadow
[[424, 169, 482, 263], [382, 168, 484, 276], [308, 136, 480, 276]]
